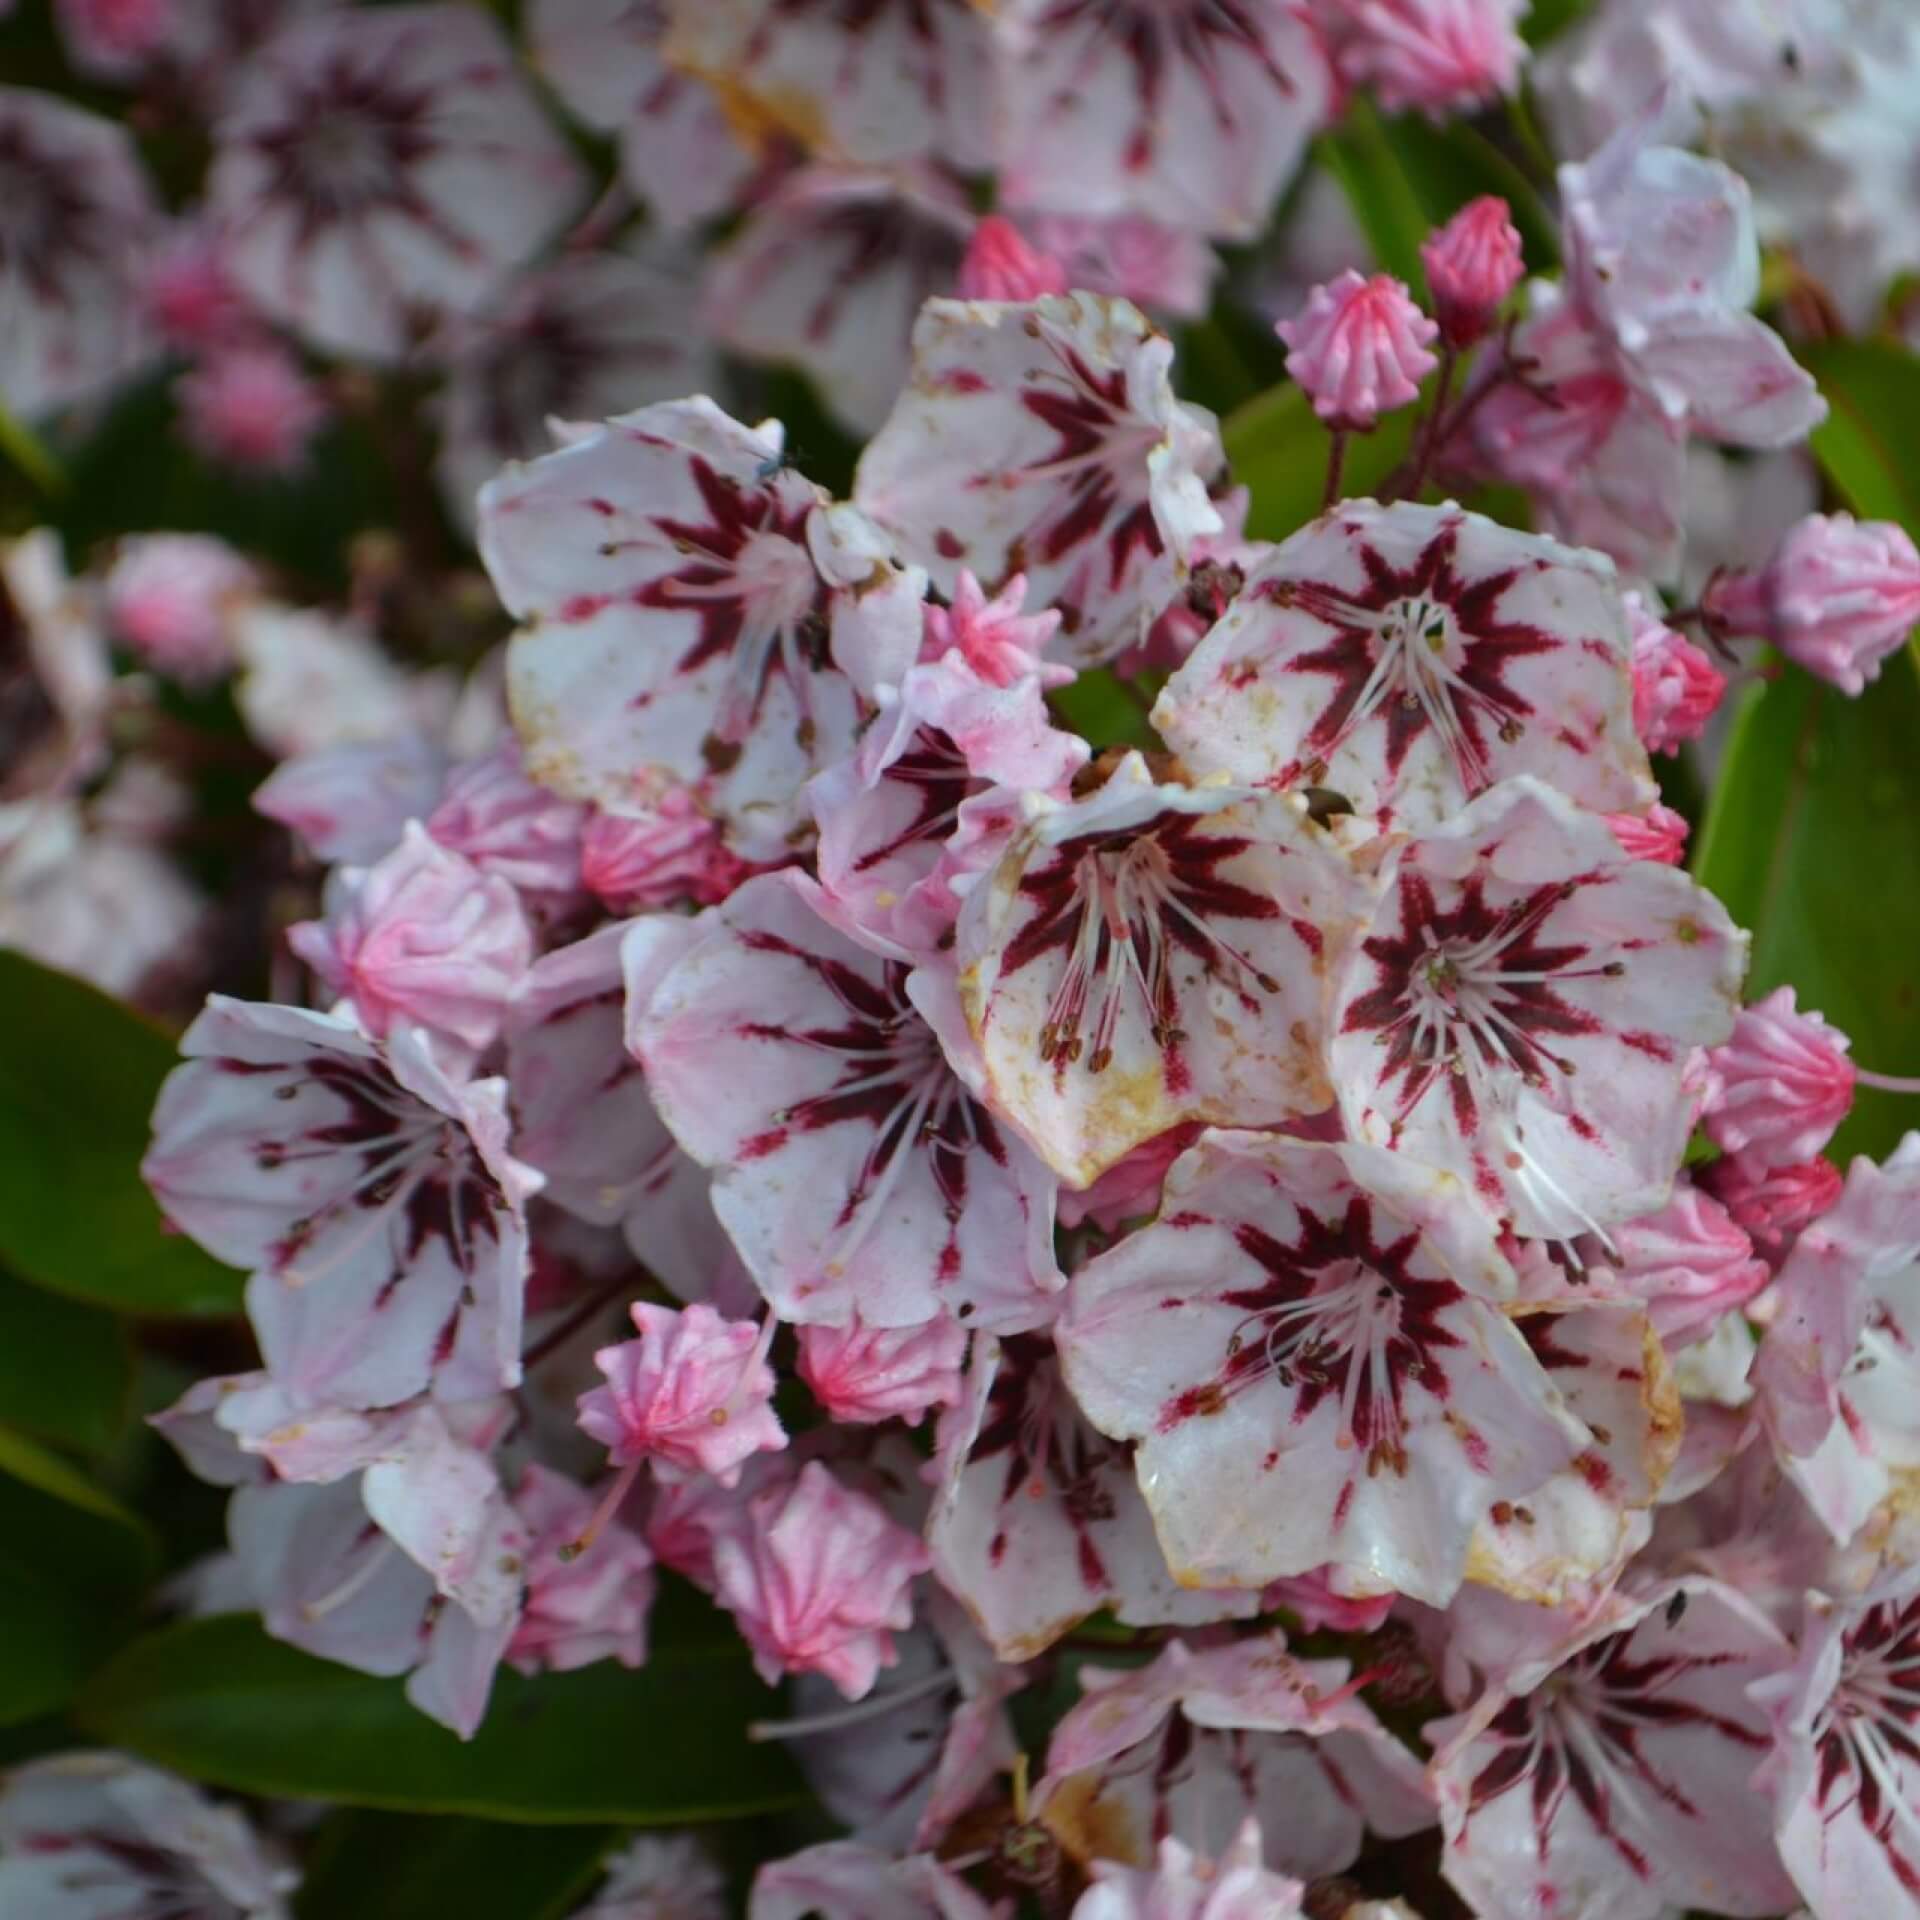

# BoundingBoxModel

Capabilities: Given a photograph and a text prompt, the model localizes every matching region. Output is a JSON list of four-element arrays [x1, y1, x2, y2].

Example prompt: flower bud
[[1606, 801, 1689, 865], [1277, 270, 1439, 431], [956, 216, 1068, 302], [1629, 594, 1725, 752], [1420, 195, 1523, 347], [1704, 986, 1854, 1170]]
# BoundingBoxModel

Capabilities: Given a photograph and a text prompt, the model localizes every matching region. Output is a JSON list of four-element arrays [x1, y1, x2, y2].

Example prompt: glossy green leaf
[[1800, 340, 1920, 535], [78, 1595, 808, 1823], [1316, 102, 1433, 293], [0, 1270, 134, 1457], [0, 1426, 154, 1724], [1222, 382, 1417, 543], [295, 1811, 619, 1920], [1049, 669, 1159, 752], [1693, 647, 1920, 1165], [1522, 0, 1594, 45], [0, 952, 242, 1316]]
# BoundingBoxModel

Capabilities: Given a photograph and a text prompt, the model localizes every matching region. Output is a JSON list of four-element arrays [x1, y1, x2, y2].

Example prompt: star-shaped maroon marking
[[1340, 868, 1606, 1134], [1157, 1196, 1464, 1476], [852, 726, 979, 876], [997, 808, 1282, 1089], [1259, 520, 1562, 804], [1814, 1591, 1920, 1895], [1464, 1629, 1768, 1880]]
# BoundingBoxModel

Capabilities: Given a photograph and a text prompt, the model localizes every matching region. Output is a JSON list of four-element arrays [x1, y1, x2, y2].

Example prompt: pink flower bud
[[1605, 801, 1689, 865], [1419, 195, 1523, 347], [1331, 0, 1527, 118], [1699, 1150, 1843, 1259], [104, 534, 257, 683], [1704, 986, 1854, 1170], [795, 1313, 967, 1427], [1277, 270, 1438, 432], [577, 1302, 785, 1487], [427, 741, 587, 899], [177, 343, 327, 473], [56, 0, 172, 75], [143, 226, 251, 351], [956, 216, 1069, 302], [1704, 513, 1920, 695], [579, 796, 748, 913], [1601, 1183, 1771, 1345], [710, 1460, 930, 1700], [920, 569, 1068, 689], [286, 820, 533, 1056], [1629, 595, 1725, 753]]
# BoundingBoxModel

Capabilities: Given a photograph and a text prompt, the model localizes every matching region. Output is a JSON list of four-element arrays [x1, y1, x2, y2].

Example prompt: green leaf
[[1222, 383, 1417, 543], [295, 1811, 619, 1920], [0, 1270, 134, 1457], [1049, 670, 1159, 752], [0, 951, 242, 1316], [1316, 101, 1433, 293], [1522, 0, 1595, 45], [1800, 340, 1920, 535], [78, 1596, 808, 1823], [1693, 647, 1920, 1165], [0, 1426, 154, 1724]]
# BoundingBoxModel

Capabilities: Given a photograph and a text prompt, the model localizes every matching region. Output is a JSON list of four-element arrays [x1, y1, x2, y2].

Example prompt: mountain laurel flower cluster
[[5, 0, 1920, 1916]]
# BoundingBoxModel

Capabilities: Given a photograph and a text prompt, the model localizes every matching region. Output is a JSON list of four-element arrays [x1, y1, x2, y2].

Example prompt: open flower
[[855, 293, 1225, 668], [0, 88, 157, 419], [1153, 499, 1652, 832], [955, 753, 1359, 1188], [480, 398, 891, 863], [206, 5, 585, 359], [1058, 1131, 1589, 1605], [1430, 1578, 1798, 1920], [1329, 776, 1745, 1240], [629, 871, 1063, 1330], [143, 998, 539, 1409], [992, 0, 1333, 242]]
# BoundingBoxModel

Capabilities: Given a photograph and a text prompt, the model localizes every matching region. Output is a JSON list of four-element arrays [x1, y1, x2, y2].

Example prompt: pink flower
[[1018, 211, 1220, 318], [1059, 1133, 1589, 1605], [1276, 271, 1439, 431], [288, 821, 532, 1060], [994, 0, 1333, 243], [579, 794, 747, 913], [1606, 800, 1689, 865], [0, 1755, 296, 1920], [921, 569, 1069, 688], [103, 534, 258, 684], [1153, 499, 1654, 833], [702, 167, 972, 436], [207, 6, 585, 361], [1430, 1579, 1798, 1920], [505, 1463, 655, 1675], [253, 735, 446, 866], [1699, 1150, 1843, 1259], [480, 397, 886, 863], [142, 224, 252, 352], [1072, 1821, 1308, 1919], [854, 292, 1225, 669], [1329, 0, 1527, 118], [577, 1836, 726, 1920], [1331, 777, 1744, 1239], [752, 1844, 997, 1920], [55, 0, 174, 76], [578, 1302, 785, 1486], [143, 998, 538, 1409], [1629, 594, 1726, 753], [1705, 986, 1855, 1170], [630, 870, 1064, 1331], [956, 215, 1069, 301], [1755, 1562, 1920, 1914], [425, 740, 587, 901], [1583, 1182, 1771, 1346], [176, 343, 327, 473], [796, 1312, 967, 1426], [1420, 195, 1524, 346], [1705, 513, 1920, 695], [1038, 1633, 1431, 1884], [930, 1332, 1260, 1661], [0, 91, 158, 420], [711, 1461, 931, 1700]]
